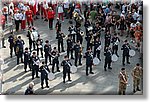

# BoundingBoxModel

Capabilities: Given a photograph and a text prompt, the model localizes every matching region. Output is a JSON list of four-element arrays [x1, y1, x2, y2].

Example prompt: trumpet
[[61, 33, 67, 39], [73, 12, 78, 18]]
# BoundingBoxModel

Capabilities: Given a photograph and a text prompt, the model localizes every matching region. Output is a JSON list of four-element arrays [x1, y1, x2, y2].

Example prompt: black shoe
[[71, 57, 74, 59], [62, 50, 65, 52], [108, 67, 112, 69], [25, 70, 27, 73], [68, 80, 72, 81], [32, 78, 34, 80], [63, 80, 65, 83], [79, 63, 82, 66], [104, 68, 107, 71], [133, 89, 136, 93], [90, 72, 94, 74], [36, 76, 40, 78], [137, 87, 141, 91], [123, 63, 125, 66], [127, 62, 130, 64], [41, 87, 44, 89], [86, 74, 89, 76], [57, 70, 60, 72], [46, 86, 49, 88]]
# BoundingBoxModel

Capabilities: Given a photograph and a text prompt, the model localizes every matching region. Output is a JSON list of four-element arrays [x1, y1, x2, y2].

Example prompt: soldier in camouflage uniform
[[131, 63, 143, 93], [118, 68, 128, 95]]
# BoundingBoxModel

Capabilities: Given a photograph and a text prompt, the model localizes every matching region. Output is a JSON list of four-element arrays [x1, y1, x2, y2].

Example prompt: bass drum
[[93, 57, 100, 65], [111, 54, 118, 62], [70, 65, 77, 74], [129, 50, 136, 56], [48, 73, 55, 81]]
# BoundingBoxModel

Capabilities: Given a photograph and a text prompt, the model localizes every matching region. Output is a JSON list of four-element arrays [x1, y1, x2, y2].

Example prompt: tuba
[[80, 31, 84, 36]]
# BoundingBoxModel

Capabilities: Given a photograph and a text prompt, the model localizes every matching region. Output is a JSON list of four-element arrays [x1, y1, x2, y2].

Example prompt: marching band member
[[31, 52, 40, 80], [104, 46, 112, 71], [26, 7, 34, 27], [118, 68, 128, 95], [76, 27, 83, 44], [36, 35, 43, 58], [44, 40, 52, 65], [84, 19, 91, 34], [68, 25, 76, 43], [57, 32, 65, 53], [66, 35, 74, 59], [23, 47, 31, 72], [25, 82, 34, 95], [131, 63, 143, 93], [39, 61, 50, 89], [104, 31, 111, 50], [15, 36, 25, 65], [51, 47, 60, 73], [94, 37, 101, 61], [85, 31, 92, 50], [55, 18, 62, 37], [84, 47, 94, 76], [74, 41, 82, 67], [61, 55, 72, 83], [121, 40, 131, 66], [8, 34, 15, 58], [111, 33, 120, 57]]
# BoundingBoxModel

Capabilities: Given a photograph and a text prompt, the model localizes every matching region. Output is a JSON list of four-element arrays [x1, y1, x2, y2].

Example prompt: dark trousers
[[86, 64, 92, 75], [75, 53, 82, 66], [112, 45, 119, 56], [52, 60, 59, 73], [71, 34, 76, 43], [32, 41, 36, 50], [29, 41, 33, 51], [41, 77, 48, 87], [122, 55, 130, 64], [9, 46, 15, 57], [24, 61, 31, 71], [63, 71, 71, 82], [67, 48, 73, 58], [17, 53, 23, 64], [49, 18, 53, 29], [94, 49, 101, 60], [15, 20, 20, 31], [37, 48, 43, 57], [58, 41, 64, 52], [32, 65, 39, 79], [104, 60, 111, 69], [45, 54, 51, 65]]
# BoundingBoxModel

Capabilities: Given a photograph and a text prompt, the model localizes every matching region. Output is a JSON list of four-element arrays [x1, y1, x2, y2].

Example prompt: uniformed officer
[[94, 37, 101, 60], [44, 40, 52, 65], [61, 55, 72, 83], [55, 18, 61, 34], [131, 63, 143, 93], [51, 47, 60, 73], [36, 35, 43, 58], [104, 31, 111, 50], [23, 47, 31, 72], [118, 68, 128, 95], [8, 34, 15, 58], [31, 52, 40, 80], [111, 33, 120, 57], [27, 26, 34, 52], [104, 46, 112, 71], [121, 40, 131, 66], [84, 19, 91, 34], [25, 82, 34, 95], [93, 23, 101, 39], [76, 27, 83, 44], [39, 61, 50, 89], [68, 25, 76, 43], [57, 32, 65, 53], [85, 32, 92, 50], [84, 47, 94, 76], [66, 35, 74, 59], [74, 41, 82, 67], [15, 36, 25, 65]]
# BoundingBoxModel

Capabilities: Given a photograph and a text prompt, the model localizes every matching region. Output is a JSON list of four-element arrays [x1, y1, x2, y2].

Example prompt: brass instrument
[[61, 33, 67, 39], [13, 35, 17, 45], [73, 12, 78, 18], [90, 35, 94, 44], [16, 46, 19, 54]]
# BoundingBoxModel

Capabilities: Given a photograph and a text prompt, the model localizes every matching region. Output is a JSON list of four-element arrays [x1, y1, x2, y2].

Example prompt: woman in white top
[[57, 3, 64, 22]]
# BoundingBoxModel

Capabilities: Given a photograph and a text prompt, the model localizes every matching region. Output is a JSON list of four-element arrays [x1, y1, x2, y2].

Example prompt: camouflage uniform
[[118, 71, 128, 95], [131, 66, 143, 92]]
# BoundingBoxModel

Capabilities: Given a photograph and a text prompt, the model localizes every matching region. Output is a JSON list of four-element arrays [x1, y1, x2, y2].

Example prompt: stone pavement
[[0, 15, 143, 95]]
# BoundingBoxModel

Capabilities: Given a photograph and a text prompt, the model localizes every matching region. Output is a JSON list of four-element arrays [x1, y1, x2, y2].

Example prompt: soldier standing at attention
[[66, 35, 74, 59], [44, 40, 52, 65], [118, 68, 128, 95], [131, 63, 143, 93], [8, 34, 15, 58], [23, 47, 31, 72]]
